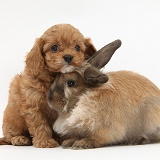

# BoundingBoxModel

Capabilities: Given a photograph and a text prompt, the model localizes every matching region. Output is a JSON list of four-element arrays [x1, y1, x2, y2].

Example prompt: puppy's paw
[[11, 136, 31, 146], [62, 138, 78, 148], [71, 138, 95, 149], [33, 138, 59, 148]]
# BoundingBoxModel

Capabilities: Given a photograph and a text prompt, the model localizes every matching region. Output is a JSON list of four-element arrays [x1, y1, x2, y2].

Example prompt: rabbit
[[47, 39, 157, 149], [48, 64, 160, 149]]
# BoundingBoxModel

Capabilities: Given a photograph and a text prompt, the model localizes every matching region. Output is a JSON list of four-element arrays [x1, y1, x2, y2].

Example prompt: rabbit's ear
[[88, 39, 122, 69], [84, 66, 108, 86]]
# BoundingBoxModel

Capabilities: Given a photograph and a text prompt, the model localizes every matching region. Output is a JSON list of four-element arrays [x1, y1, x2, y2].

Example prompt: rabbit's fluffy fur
[[48, 65, 160, 149], [0, 24, 96, 148]]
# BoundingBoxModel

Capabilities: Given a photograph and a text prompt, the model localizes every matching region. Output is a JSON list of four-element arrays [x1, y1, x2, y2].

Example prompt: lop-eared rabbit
[[48, 40, 160, 149]]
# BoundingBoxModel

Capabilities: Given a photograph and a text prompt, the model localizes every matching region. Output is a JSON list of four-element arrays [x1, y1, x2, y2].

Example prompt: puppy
[[0, 24, 96, 148]]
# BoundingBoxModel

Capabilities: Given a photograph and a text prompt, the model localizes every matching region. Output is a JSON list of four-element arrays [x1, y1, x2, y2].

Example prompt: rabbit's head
[[47, 39, 121, 113], [47, 65, 108, 113]]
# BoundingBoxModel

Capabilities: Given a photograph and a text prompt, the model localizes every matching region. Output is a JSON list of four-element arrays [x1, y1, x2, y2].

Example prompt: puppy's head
[[25, 24, 96, 76], [47, 65, 108, 113]]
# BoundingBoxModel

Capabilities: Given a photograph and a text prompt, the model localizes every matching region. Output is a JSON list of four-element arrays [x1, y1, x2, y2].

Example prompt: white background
[[0, 0, 160, 159]]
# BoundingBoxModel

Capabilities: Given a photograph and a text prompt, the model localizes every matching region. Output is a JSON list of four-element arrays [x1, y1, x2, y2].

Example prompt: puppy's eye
[[67, 81, 76, 87], [51, 45, 59, 52], [75, 45, 80, 52]]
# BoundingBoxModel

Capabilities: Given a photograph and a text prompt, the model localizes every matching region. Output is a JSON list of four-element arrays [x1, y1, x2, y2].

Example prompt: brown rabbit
[[47, 49, 160, 149]]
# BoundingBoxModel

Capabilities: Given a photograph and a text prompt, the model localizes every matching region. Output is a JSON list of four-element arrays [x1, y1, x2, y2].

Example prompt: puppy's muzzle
[[63, 55, 73, 63]]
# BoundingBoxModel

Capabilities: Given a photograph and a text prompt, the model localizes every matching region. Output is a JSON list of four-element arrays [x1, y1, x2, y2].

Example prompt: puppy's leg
[[11, 136, 31, 146], [2, 106, 31, 146], [22, 105, 59, 148]]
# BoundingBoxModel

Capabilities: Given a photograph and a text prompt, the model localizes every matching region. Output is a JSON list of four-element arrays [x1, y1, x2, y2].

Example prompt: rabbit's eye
[[51, 45, 59, 52], [67, 81, 76, 87]]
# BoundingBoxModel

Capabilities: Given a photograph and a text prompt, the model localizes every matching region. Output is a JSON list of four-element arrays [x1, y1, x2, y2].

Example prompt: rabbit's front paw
[[62, 138, 79, 148], [71, 138, 95, 149], [33, 138, 59, 148]]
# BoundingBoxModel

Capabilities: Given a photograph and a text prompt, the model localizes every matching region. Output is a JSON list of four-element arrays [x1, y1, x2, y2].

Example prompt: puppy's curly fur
[[0, 24, 96, 148]]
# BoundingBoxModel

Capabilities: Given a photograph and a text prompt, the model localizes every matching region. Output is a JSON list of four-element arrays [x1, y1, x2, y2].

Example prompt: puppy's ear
[[25, 38, 45, 76], [84, 66, 108, 86], [84, 38, 97, 59]]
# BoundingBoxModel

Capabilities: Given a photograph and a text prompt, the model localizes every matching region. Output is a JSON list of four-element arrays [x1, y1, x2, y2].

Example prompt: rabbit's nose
[[63, 55, 73, 63]]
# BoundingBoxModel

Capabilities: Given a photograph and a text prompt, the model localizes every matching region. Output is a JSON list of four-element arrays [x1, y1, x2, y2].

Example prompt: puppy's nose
[[63, 55, 73, 63]]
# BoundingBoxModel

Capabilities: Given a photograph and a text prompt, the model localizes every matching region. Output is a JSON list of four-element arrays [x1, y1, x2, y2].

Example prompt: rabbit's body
[[48, 69, 160, 149]]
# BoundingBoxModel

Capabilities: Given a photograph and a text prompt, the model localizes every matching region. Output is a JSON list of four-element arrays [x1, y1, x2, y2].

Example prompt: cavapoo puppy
[[0, 24, 96, 148]]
